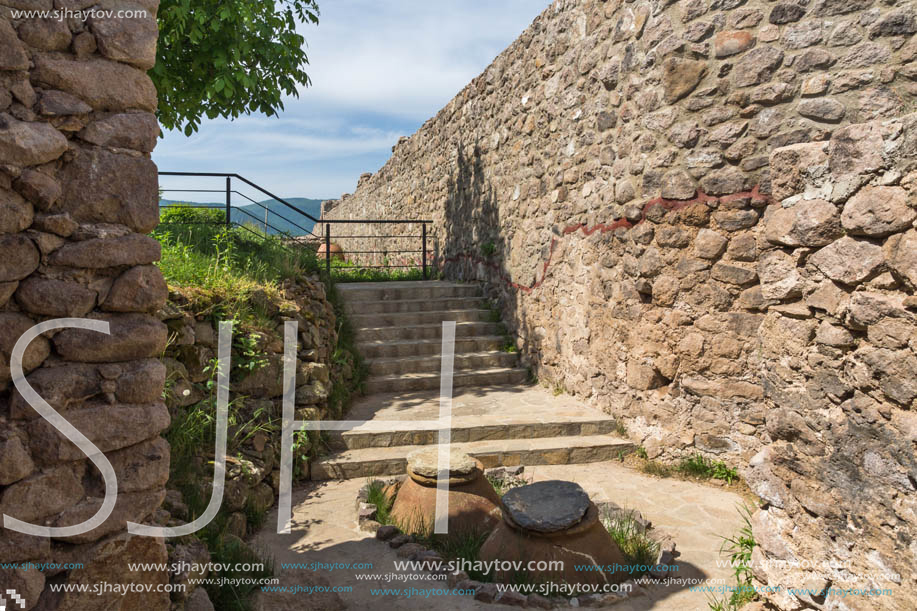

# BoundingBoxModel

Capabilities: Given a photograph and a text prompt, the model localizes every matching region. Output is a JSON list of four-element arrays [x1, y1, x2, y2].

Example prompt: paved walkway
[[254, 460, 747, 610]]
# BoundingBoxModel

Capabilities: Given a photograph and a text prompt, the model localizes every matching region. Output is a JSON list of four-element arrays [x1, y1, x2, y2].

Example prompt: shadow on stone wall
[[443, 142, 501, 265], [441, 143, 541, 360]]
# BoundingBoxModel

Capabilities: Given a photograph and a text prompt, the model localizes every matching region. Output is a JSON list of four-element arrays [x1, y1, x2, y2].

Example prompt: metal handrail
[[158, 171, 432, 224], [161, 189, 319, 238], [158, 171, 434, 278]]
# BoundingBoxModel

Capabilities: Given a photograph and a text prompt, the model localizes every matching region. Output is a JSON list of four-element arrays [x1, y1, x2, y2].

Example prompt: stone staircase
[[311, 281, 633, 480], [337, 281, 528, 394]]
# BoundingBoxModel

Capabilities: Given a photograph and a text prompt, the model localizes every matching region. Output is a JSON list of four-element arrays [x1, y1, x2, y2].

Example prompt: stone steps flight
[[317, 281, 629, 480]]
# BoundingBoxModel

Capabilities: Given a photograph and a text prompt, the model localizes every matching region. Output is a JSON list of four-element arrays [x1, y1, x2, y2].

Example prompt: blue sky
[[153, 0, 548, 201]]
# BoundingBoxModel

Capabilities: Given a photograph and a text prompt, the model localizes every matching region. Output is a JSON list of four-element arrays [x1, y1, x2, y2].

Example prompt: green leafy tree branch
[[152, 0, 320, 135]]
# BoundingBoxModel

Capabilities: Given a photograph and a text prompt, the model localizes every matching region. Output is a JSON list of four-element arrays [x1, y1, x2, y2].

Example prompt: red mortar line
[[441, 185, 773, 294]]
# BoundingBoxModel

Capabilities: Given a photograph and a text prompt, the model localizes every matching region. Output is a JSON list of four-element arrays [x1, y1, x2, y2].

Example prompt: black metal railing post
[[224, 176, 231, 228], [158, 172, 435, 279], [325, 222, 331, 275], [422, 223, 427, 280]]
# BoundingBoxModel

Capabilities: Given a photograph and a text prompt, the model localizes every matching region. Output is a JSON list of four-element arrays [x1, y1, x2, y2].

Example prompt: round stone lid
[[502, 480, 591, 533], [406, 447, 478, 478]]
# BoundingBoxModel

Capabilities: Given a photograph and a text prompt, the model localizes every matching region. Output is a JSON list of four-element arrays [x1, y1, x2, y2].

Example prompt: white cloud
[[156, 123, 402, 162], [153, 0, 549, 198], [299, 0, 547, 118]]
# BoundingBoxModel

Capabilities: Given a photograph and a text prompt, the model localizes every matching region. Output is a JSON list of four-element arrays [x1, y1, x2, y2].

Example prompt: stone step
[[366, 351, 519, 376], [339, 417, 622, 450], [335, 281, 481, 302], [357, 336, 506, 359], [364, 367, 529, 394], [343, 297, 485, 314], [355, 321, 504, 342], [349, 309, 495, 329], [311, 435, 634, 480]]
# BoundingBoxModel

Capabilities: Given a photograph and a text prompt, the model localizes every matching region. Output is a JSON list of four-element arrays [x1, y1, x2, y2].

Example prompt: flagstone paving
[[254, 460, 747, 610]]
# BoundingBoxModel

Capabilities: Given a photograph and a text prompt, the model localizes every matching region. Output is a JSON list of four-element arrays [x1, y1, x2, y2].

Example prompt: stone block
[[0, 462, 85, 523], [0, 112, 68, 166], [841, 186, 915, 237], [56, 146, 159, 232], [0, 188, 33, 234], [0, 434, 35, 485], [53, 313, 168, 362], [32, 54, 157, 112], [28, 402, 169, 464], [89, 4, 159, 69], [763, 198, 841, 247], [809, 236, 884, 285], [733, 46, 783, 87], [714, 31, 755, 58], [15, 277, 97, 317], [78, 112, 159, 152], [50, 234, 161, 268], [18, 17, 71, 51], [661, 57, 707, 103], [0, 19, 29, 70], [0, 311, 51, 383], [13, 169, 62, 210], [103, 265, 168, 312]]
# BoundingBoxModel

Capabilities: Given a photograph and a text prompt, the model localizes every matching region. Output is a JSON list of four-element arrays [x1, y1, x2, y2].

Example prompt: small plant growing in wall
[[501, 336, 518, 353], [480, 241, 496, 258], [232, 332, 269, 376], [708, 505, 757, 611], [291, 426, 315, 480], [678, 453, 740, 484]]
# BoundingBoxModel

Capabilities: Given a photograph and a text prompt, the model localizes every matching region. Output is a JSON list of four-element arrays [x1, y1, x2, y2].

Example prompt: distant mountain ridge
[[159, 197, 323, 236]]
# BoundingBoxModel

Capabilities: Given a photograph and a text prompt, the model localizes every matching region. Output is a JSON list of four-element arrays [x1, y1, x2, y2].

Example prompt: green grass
[[640, 460, 673, 478], [243, 496, 269, 532], [166, 376, 277, 473], [677, 453, 740, 484], [708, 505, 757, 610], [200, 532, 275, 611], [154, 206, 321, 322], [330, 259, 433, 282], [427, 530, 492, 582], [365, 479, 394, 526], [156, 206, 367, 427], [166, 402, 276, 611], [600, 507, 660, 577]]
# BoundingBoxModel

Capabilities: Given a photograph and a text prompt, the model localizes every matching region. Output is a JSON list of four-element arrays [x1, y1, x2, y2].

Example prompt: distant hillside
[[159, 197, 323, 236]]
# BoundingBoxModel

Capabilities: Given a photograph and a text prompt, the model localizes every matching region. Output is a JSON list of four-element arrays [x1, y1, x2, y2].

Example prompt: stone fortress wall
[[1, 1, 169, 609], [323, 0, 917, 607]]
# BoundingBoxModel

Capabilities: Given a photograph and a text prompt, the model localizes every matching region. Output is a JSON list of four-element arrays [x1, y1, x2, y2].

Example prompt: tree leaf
[[152, 0, 319, 135]]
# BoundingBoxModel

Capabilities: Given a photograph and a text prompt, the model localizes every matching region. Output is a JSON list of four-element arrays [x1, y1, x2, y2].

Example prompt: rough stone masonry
[[0, 1, 168, 609], [325, 0, 917, 608]]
